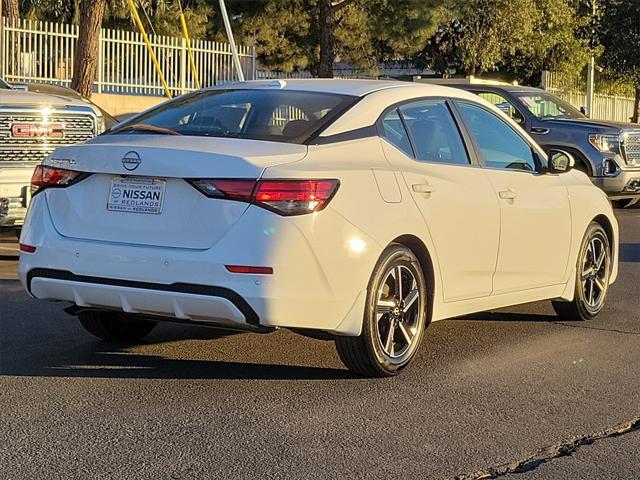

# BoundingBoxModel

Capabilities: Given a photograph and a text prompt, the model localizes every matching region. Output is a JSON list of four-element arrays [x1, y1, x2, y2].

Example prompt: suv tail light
[[31, 165, 85, 195], [189, 179, 340, 216]]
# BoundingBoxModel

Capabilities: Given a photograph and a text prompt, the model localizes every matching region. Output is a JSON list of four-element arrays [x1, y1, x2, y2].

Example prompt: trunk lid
[[44, 135, 307, 249]]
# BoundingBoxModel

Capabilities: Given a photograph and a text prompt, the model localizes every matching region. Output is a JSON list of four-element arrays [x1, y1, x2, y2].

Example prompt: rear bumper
[[19, 193, 379, 336], [26, 268, 272, 332]]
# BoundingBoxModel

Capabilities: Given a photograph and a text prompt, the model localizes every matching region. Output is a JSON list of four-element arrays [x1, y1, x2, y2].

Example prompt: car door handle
[[412, 183, 435, 194], [498, 189, 517, 200], [531, 127, 550, 135]]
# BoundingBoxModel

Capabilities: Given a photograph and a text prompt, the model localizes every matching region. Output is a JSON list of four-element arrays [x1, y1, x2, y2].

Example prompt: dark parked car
[[446, 84, 640, 207]]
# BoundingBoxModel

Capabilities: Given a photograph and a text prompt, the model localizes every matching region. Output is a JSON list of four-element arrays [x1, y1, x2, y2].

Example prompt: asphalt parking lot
[[0, 210, 638, 480]]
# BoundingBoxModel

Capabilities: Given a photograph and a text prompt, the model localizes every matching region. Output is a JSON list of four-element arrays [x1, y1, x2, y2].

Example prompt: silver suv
[[0, 78, 115, 231]]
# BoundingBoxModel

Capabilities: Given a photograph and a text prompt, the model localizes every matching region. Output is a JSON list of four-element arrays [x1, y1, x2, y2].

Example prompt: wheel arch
[[391, 234, 436, 325], [592, 214, 615, 253]]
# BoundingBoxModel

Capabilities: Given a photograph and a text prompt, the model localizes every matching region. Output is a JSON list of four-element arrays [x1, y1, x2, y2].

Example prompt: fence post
[[96, 28, 103, 94], [180, 36, 187, 94], [0, 13, 4, 79], [252, 45, 256, 81]]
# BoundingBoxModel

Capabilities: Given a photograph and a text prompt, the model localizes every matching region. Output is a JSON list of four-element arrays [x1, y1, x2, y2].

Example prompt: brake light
[[19, 244, 37, 253], [188, 179, 339, 216], [31, 165, 84, 195]]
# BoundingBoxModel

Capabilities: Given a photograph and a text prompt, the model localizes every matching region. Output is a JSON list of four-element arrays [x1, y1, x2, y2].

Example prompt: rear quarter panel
[[262, 137, 445, 332]]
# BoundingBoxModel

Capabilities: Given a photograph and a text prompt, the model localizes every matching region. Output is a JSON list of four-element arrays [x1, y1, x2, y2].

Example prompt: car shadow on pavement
[[1, 342, 354, 380], [0, 322, 355, 381]]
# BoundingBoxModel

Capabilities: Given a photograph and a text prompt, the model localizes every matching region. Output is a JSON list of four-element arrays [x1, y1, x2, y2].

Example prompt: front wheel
[[552, 222, 611, 321], [79, 310, 157, 342], [611, 199, 638, 209], [335, 244, 428, 377]]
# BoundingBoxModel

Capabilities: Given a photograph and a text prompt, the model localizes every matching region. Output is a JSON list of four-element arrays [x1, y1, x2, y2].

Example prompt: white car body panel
[[19, 79, 619, 338]]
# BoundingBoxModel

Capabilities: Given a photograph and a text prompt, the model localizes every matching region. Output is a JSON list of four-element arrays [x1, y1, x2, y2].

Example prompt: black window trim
[[374, 96, 481, 168], [450, 99, 547, 175]]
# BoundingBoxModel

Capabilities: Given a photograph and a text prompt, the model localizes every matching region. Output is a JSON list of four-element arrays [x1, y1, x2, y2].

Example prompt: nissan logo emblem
[[122, 151, 142, 171]]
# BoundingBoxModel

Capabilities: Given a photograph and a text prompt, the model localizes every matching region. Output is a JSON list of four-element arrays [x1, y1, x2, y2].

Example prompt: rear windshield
[[109, 89, 357, 143]]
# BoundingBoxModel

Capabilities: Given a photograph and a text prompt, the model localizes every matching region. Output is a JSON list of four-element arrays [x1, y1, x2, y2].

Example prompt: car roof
[[211, 78, 431, 97], [455, 84, 545, 94]]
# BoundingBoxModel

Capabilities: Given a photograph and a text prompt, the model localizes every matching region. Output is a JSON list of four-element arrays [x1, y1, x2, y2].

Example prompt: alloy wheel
[[581, 234, 610, 314], [375, 265, 421, 360]]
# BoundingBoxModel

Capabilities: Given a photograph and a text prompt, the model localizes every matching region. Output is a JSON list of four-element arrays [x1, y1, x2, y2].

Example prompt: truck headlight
[[589, 134, 621, 154], [97, 116, 106, 134]]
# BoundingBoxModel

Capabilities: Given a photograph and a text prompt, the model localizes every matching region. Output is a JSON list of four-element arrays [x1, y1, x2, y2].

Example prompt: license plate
[[107, 176, 166, 215]]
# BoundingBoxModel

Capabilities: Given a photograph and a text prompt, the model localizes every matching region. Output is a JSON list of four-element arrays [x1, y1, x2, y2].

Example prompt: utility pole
[[219, 0, 244, 82], [586, 0, 597, 118]]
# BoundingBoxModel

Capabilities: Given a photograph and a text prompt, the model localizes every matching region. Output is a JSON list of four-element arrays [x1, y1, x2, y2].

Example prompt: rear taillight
[[31, 165, 85, 195], [188, 179, 340, 216]]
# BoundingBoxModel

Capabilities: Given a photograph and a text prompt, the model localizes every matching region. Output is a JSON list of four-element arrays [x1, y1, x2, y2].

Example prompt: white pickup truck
[[0, 78, 115, 233]]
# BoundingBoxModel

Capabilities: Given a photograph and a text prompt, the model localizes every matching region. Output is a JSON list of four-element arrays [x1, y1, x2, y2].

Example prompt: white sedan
[[18, 80, 618, 377]]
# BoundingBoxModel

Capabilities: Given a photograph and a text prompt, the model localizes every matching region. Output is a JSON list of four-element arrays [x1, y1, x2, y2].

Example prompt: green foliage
[[600, 0, 640, 86]]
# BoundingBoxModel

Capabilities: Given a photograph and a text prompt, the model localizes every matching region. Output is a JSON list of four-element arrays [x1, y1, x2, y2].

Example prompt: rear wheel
[[552, 222, 611, 321], [78, 310, 157, 342], [335, 244, 428, 377]]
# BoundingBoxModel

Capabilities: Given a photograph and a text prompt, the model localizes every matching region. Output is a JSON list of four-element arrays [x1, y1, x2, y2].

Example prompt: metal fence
[[1, 17, 256, 97], [542, 70, 636, 123]]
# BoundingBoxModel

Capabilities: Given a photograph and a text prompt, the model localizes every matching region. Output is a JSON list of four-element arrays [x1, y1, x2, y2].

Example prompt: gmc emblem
[[10, 123, 65, 138]]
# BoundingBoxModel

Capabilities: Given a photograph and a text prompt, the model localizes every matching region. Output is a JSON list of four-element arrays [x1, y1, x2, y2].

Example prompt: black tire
[[612, 199, 639, 209], [78, 310, 157, 342], [335, 244, 428, 377], [552, 222, 611, 321]]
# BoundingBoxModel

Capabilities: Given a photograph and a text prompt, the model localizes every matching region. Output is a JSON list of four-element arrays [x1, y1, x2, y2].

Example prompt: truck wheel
[[612, 199, 638, 209], [79, 310, 157, 342]]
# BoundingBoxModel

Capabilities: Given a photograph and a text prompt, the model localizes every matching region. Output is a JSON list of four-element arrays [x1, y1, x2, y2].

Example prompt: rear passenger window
[[381, 109, 413, 157], [399, 100, 469, 165]]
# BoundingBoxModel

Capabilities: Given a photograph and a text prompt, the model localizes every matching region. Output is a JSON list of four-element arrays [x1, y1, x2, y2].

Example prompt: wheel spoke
[[397, 322, 413, 345], [395, 266, 403, 300], [595, 247, 606, 271], [403, 288, 419, 313], [590, 239, 598, 263], [376, 299, 396, 314], [588, 278, 595, 305], [384, 322, 395, 356], [581, 267, 593, 280], [594, 277, 606, 293]]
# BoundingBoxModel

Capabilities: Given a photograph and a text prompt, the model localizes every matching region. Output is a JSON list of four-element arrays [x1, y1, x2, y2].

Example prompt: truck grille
[[623, 132, 640, 166], [0, 112, 96, 163]]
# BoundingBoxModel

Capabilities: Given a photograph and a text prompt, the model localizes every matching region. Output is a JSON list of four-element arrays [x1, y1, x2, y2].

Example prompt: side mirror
[[548, 149, 575, 173]]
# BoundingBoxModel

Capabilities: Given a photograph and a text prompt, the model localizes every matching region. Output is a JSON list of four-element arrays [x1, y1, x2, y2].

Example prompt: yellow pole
[[126, 0, 172, 98], [179, 13, 200, 89]]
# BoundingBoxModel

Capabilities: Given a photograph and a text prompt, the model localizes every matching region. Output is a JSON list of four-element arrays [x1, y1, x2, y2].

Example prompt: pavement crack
[[552, 321, 640, 336], [452, 416, 640, 479]]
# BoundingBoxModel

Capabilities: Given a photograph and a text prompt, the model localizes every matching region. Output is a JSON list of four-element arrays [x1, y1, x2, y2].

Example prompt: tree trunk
[[2, 0, 19, 21], [633, 87, 640, 124], [317, 0, 334, 78], [70, 0, 106, 98]]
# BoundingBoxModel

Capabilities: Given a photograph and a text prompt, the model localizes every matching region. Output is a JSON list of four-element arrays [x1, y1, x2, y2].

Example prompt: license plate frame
[[107, 176, 166, 215]]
